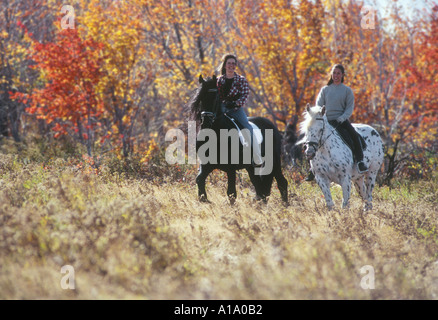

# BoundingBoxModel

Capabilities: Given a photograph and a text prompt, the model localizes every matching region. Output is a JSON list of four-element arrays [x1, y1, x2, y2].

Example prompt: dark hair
[[218, 53, 238, 75], [327, 64, 345, 85]]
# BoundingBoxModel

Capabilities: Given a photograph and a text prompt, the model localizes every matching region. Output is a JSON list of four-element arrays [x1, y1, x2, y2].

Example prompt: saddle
[[330, 122, 367, 163], [223, 113, 263, 147]]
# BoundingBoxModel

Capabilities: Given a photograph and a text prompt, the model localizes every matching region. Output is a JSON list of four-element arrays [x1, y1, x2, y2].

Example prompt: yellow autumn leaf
[[122, 115, 130, 125]]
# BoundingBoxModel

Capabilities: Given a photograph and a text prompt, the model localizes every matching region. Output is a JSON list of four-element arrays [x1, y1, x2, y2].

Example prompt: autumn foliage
[[1, 0, 437, 182], [11, 28, 104, 155]]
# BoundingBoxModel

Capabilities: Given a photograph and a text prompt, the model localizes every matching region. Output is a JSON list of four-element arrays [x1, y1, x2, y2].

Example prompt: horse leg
[[274, 169, 289, 205], [363, 171, 378, 211], [196, 165, 213, 202], [316, 176, 334, 210], [226, 169, 237, 205], [340, 177, 352, 209], [246, 166, 266, 202], [353, 176, 368, 210], [261, 174, 274, 198]]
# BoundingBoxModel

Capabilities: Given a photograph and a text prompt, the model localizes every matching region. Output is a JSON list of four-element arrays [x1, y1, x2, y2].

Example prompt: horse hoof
[[199, 195, 210, 203], [228, 195, 236, 205], [282, 195, 289, 206], [254, 195, 267, 203]]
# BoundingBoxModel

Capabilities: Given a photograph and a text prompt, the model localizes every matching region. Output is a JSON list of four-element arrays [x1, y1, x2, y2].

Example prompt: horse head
[[299, 104, 327, 160], [189, 74, 219, 128]]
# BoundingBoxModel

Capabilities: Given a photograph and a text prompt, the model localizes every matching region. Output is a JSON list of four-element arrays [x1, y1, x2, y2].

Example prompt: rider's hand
[[336, 115, 346, 123], [226, 101, 238, 111]]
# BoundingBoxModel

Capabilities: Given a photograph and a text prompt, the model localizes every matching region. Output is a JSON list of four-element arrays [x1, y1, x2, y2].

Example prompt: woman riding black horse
[[216, 54, 263, 167], [188, 73, 288, 205]]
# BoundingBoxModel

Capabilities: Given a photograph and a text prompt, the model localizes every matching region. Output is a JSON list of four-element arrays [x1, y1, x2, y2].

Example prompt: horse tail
[[272, 124, 283, 168]]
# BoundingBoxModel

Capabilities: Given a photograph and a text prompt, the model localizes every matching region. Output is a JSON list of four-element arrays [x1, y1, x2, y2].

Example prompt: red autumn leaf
[[19, 28, 104, 141]]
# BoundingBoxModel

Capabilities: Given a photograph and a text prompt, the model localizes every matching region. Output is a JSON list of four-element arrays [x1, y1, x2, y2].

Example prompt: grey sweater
[[316, 83, 354, 122]]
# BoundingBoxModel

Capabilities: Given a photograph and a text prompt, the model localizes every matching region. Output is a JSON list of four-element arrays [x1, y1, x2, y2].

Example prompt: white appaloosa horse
[[299, 104, 384, 210]]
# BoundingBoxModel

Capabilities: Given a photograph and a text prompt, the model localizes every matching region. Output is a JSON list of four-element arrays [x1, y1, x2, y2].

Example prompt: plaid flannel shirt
[[217, 73, 250, 108]]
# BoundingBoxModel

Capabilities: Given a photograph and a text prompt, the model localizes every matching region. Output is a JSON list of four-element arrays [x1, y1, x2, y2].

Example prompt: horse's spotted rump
[[299, 105, 384, 210]]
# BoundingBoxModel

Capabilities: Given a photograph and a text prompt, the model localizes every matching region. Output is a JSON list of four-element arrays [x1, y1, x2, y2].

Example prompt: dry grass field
[[0, 153, 437, 300]]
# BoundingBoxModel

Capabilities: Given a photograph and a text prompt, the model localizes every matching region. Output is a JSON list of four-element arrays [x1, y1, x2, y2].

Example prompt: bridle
[[305, 117, 340, 153], [305, 117, 325, 153]]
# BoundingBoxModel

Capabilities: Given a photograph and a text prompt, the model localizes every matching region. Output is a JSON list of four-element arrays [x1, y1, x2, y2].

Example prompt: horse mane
[[299, 105, 323, 135], [187, 86, 203, 122]]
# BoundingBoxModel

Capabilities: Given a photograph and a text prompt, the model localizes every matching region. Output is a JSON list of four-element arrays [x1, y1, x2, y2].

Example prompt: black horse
[[188, 75, 288, 204]]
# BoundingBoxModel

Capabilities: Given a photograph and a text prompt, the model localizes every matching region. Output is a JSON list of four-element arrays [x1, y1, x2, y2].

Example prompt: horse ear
[[306, 103, 311, 112], [199, 75, 204, 84], [321, 105, 326, 116]]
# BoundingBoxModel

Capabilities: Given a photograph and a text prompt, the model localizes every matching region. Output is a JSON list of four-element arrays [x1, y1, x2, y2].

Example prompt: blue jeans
[[224, 106, 263, 165], [225, 107, 253, 136]]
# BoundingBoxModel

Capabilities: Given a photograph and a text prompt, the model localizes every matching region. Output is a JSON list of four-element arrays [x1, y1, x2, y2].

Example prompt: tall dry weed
[[0, 154, 437, 299]]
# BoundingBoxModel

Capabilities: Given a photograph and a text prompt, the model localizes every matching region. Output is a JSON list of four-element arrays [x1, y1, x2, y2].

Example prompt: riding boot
[[353, 141, 368, 173]]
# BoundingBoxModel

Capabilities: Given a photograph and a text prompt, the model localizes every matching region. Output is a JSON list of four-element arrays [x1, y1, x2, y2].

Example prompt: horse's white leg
[[341, 177, 352, 209], [316, 177, 334, 210], [363, 171, 378, 211], [354, 175, 371, 211]]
